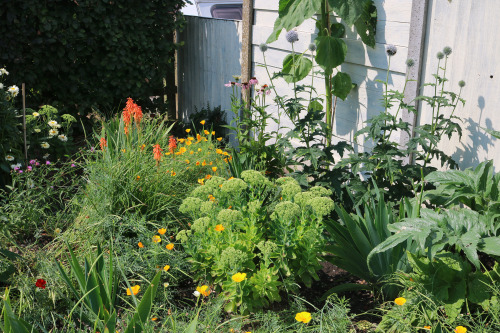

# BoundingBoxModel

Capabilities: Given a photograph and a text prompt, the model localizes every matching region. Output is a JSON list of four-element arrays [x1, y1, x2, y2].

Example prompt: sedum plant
[[176, 171, 334, 312]]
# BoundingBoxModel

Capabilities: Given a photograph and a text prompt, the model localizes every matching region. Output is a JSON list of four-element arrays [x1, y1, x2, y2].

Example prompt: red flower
[[153, 144, 163, 164], [36, 279, 47, 289], [100, 137, 107, 151], [168, 136, 177, 153]]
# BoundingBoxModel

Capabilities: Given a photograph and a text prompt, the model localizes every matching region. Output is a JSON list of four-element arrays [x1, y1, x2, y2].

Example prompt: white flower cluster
[[0, 68, 8, 76], [8, 85, 19, 97]]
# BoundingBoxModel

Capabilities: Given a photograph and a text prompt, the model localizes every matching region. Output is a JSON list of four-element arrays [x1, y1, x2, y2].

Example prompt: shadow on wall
[[452, 96, 496, 169]]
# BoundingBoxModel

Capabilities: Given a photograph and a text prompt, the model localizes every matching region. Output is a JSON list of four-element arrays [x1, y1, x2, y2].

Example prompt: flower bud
[[443, 46, 452, 56], [437, 52, 444, 60], [308, 43, 317, 52], [386, 44, 397, 56], [259, 43, 268, 52], [285, 30, 299, 43], [458, 80, 466, 88], [406, 58, 415, 68]]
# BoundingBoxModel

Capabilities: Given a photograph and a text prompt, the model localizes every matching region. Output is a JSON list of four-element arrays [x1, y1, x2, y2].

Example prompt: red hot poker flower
[[153, 144, 163, 163], [133, 105, 143, 126], [100, 137, 107, 151], [36, 279, 47, 289], [168, 136, 177, 153]]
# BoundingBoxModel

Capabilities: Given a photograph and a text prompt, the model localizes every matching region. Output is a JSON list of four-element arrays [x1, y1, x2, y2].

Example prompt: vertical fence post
[[401, 0, 430, 164], [241, 0, 254, 108]]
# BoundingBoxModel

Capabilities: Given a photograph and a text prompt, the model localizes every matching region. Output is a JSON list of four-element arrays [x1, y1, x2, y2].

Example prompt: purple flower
[[249, 77, 258, 85], [224, 81, 232, 87], [29, 159, 37, 165], [71, 164, 76, 167], [27, 166, 32, 171], [46, 161, 51, 165], [35, 162, 40, 166], [90, 147, 95, 152], [13, 166, 20, 171], [18, 170, 23, 173], [241, 82, 249, 90]]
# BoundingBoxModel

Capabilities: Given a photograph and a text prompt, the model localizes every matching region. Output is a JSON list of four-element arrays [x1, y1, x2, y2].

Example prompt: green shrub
[[0, 0, 185, 116], [177, 174, 334, 312]]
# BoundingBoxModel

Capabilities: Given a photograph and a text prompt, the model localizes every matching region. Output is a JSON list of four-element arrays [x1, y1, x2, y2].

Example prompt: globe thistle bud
[[458, 80, 466, 88], [443, 46, 452, 56], [285, 30, 299, 44], [259, 43, 268, 53], [386, 44, 397, 56], [308, 43, 317, 52], [405, 58, 415, 68], [437, 52, 444, 60]]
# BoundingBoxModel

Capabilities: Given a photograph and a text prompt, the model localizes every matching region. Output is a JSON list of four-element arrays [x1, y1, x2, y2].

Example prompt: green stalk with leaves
[[266, 0, 377, 146]]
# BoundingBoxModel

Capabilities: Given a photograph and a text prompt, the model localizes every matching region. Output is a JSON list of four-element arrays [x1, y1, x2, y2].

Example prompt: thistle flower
[[259, 43, 268, 52], [308, 43, 317, 52], [386, 44, 397, 56], [286, 30, 299, 43], [443, 46, 452, 56], [406, 58, 415, 68], [458, 80, 466, 88], [437, 52, 444, 60]]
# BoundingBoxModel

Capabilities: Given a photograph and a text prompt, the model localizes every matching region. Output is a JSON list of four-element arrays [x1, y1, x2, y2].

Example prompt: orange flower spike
[[133, 105, 143, 126], [168, 135, 177, 154], [153, 144, 163, 164], [100, 137, 107, 151]]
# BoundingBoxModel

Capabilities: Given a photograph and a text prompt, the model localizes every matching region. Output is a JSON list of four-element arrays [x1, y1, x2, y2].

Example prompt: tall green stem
[[321, 0, 333, 147]]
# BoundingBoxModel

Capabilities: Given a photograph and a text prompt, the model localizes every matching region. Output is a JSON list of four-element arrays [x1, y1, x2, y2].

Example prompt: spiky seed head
[[437, 52, 444, 60], [386, 44, 397, 56], [406, 58, 415, 68], [259, 43, 268, 53], [443, 46, 452, 56], [308, 43, 317, 52], [458, 80, 466, 88], [285, 30, 299, 44]]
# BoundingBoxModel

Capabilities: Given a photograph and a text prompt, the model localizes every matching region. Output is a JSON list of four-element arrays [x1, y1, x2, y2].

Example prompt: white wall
[[419, 0, 500, 171], [251, 0, 413, 150]]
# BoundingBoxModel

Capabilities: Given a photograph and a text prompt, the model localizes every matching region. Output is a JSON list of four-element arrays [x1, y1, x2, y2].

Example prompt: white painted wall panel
[[419, 0, 500, 170]]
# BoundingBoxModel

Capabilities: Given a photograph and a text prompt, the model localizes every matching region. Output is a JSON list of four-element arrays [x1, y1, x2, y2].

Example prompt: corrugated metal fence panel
[[177, 16, 242, 125], [252, 0, 413, 148], [419, 0, 500, 171]]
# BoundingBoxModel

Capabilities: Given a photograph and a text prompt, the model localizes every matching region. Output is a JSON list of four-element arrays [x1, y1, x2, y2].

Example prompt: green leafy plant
[[266, 0, 377, 146], [1, 288, 40, 333], [323, 189, 418, 297], [56, 242, 161, 332], [176, 172, 334, 312]]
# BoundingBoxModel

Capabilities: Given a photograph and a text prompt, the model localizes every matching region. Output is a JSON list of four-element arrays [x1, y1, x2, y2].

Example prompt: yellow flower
[[198, 148, 202, 152], [178, 138, 185, 143], [186, 129, 191, 133], [126, 285, 140, 295], [198, 178, 205, 185], [204, 130, 210, 135], [216, 149, 223, 154], [151, 317, 158, 321], [152, 235, 162, 243], [165, 152, 171, 156], [196, 134, 201, 141], [121, 149, 126, 153], [202, 160, 207, 166], [295, 312, 311, 324], [212, 167, 217, 172], [158, 228, 167, 235], [179, 147, 187, 153], [163, 265, 170, 272], [138, 242, 144, 248], [185, 159, 190, 164], [232, 272, 247, 282], [166, 243, 174, 250], [171, 171, 176, 176], [228, 177, 234, 180], [455, 327, 467, 333], [215, 224, 224, 232], [203, 138, 208, 142], [136, 175, 141, 181], [424, 326, 431, 330], [186, 140, 192, 146], [209, 161, 213, 165], [200, 120, 206, 125], [217, 137, 222, 141], [190, 151, 194, 155], [211, 131, 215, 135], [223, 151, 229, 156], [196, 285, 210, 296], [188, 137, 194, 141], [394, 297, 406, 306], [196, 161, 200, 166], [206, 174, 212, 180]]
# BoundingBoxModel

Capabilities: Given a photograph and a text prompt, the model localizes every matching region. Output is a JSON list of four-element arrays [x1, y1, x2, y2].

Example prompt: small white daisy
[[8, 85, 19, 97], [41, 142, 50, 149], [0, 68, 8, 76], [5, 155, 14, 161], [49, 129, 59, 137], [32, 112, 40, 117], [48, 120, 58, 127], [58, 134, 68, 142]]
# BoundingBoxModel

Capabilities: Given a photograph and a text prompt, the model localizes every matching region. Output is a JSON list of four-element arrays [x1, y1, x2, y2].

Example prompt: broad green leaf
[[315, 36, 346, 75], [480, 237, 500, 256], [332, 72, 352, 100], [353, 0, 377, 48], [330, 22, 346, 38], [282, 54, 312, 83], [328, 0, 372, 25], [267, 0, 321, 43], [183, 313, 199, 333]]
